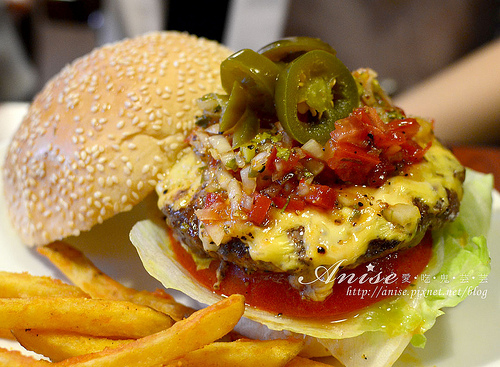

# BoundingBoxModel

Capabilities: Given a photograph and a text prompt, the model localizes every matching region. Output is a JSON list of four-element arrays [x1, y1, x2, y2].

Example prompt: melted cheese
[[157, 149, 203, 211], [158, 139, 464, 275], [244, 140, 463, 270]]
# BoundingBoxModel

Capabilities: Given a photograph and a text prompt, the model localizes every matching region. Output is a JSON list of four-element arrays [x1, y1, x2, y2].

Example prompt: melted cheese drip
[[157, 148, 204, 211]]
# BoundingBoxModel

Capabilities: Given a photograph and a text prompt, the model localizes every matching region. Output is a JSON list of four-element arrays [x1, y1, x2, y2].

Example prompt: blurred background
[[1, 0, 499, 145]]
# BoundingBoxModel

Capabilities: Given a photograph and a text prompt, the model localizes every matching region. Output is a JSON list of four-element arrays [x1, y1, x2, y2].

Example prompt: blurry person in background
[[394, 39, 500, 146]]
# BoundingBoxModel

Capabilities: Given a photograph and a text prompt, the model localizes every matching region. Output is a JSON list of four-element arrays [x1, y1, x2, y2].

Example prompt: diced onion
[[197, 97, 219, 111], [208, 135, 232, 154], [227, 178, 243, 213], [303, 159, 325, 176], [221, 152, 237, 169], [203, 223, 225, 247], [241, 193, 254, 210], [302, 139, 325, 160], [251, 151, 270, 173], [382, 203, 420, 228], [216, 166, 234, 190], [204, 123, 220, 135], [240, 166, 257, 194], [297, 180, 310, 196]]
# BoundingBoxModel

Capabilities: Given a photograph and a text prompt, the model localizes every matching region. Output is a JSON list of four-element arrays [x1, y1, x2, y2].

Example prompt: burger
[[2, 33, 493, 366]]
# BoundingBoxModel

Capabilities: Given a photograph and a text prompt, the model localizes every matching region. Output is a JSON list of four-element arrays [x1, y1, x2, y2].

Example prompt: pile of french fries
[[0, 242, 331, 366]]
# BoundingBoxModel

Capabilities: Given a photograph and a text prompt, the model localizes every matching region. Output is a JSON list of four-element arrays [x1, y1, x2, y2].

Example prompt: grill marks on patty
[[163, 190, 307, 273], [161, 185, 462, 275]]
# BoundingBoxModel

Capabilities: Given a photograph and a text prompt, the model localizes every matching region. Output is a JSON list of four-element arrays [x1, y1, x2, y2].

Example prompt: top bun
[[2, 31, 232, 246]]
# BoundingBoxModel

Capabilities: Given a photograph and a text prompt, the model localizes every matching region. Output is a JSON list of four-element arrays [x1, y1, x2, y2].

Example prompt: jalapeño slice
[[275, 50, 359, 145]]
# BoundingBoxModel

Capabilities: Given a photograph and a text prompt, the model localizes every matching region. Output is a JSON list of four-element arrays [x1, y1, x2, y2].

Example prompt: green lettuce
[[320, 168, 493, 365], [408, 168, 492, 345]]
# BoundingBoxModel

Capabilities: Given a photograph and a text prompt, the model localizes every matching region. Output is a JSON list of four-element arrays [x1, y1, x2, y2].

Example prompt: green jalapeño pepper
[[220, 49, 280, 114], [275, 50, 359, 145], [258, 36, 337, 63], [231, 106, 259, 148], [219, 81, 247, 132]]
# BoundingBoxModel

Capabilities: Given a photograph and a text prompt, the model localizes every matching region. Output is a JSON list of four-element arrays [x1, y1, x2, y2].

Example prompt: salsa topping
[[176, 37, 439, 301], [192, 38, 434, 235]]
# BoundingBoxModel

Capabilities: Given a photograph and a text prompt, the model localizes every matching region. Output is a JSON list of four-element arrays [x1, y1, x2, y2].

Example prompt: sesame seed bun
[[2, 31, 232, 247]]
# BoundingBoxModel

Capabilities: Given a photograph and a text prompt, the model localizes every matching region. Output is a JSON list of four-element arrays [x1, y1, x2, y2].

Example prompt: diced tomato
[[374, 118, 420, 149], [286, 196, 306, 212], [329, 115, 371, 146], [204, 192, 225, 208], [366, 161, 396, 187], [274, 150, 302, 176], [325, 141, 380, 184], [273, 195, 306, 212], [256, 148, 278, 189], [399, 140, 431, 163], [201, 192, 228, 221], [324, 107, 429, 186], [303, 184, 337, 210], [248, 193, 272, 225], [272, 196, 287, 209]]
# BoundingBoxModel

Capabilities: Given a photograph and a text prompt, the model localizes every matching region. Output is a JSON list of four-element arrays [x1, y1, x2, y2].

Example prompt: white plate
[[0, 103, 499, 366]]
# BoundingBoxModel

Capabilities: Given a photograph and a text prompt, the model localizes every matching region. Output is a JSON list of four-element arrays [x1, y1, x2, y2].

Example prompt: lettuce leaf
[[408, 168, 492, 345], [320, 168, 493, 365], [130, 169, 493, 366]]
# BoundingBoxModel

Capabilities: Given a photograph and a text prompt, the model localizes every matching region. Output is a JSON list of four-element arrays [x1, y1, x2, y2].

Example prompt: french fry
[[12, 329, 131, 362], [38, 242, 193, 321], [0, 271, 88, 298], [55, 294, 245, 367], [0, 297, 173, 338], [0, 328, 14, 340], [127, 289, 194, 321], [285, 356, 339, 367], [163, 338, 305, 367], [37, 242, 137, 300], [0, 347, 49, 367]]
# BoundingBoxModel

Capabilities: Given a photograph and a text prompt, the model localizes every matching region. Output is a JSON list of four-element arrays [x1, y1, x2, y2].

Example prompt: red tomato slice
[[324, 107, 429, 187], [172, 230, 433, 320], [303, 184, 337, 210], [248, 193, 272, 225], [326, 142, 381, 184]]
